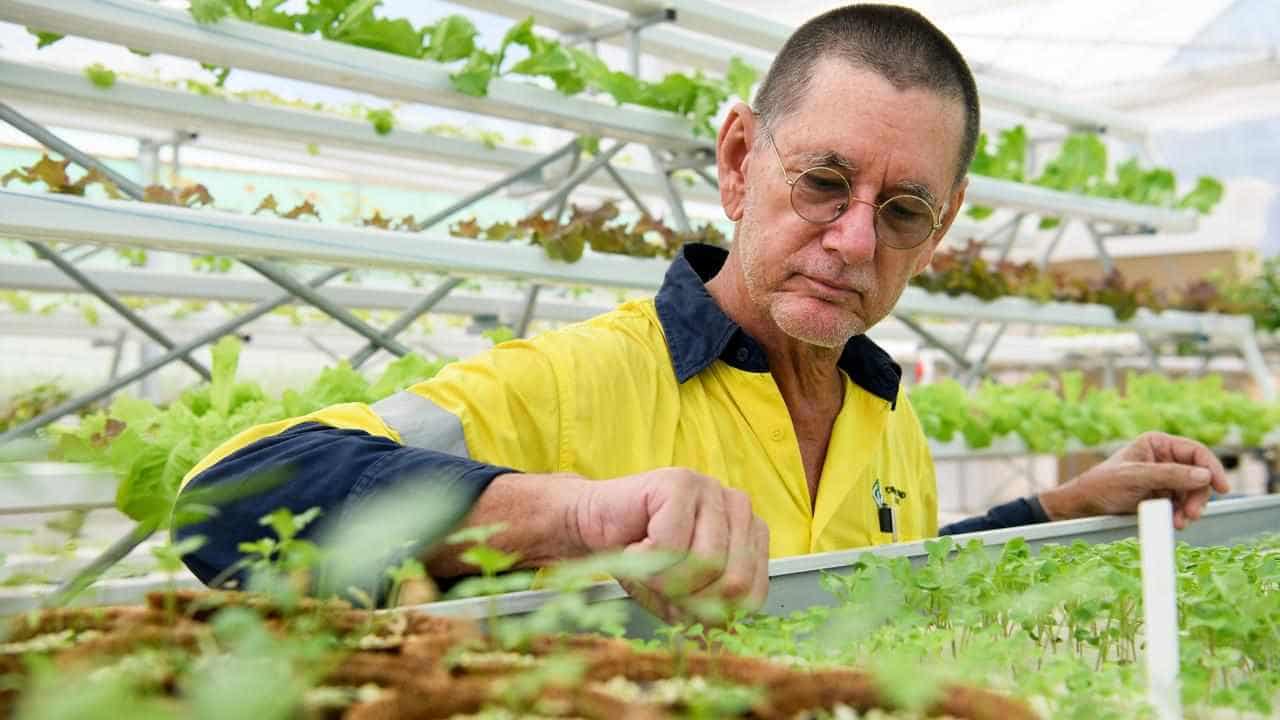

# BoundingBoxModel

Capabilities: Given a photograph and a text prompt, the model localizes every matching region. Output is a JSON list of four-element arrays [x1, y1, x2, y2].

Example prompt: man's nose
[[820, 199, 877, 265]]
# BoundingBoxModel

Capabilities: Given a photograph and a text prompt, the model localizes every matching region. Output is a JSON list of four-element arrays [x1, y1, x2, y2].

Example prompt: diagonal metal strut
[[27, 240, 211, 380]]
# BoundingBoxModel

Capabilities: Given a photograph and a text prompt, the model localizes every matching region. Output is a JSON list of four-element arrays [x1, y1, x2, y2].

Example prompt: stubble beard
[[737, 213, 872, 350]]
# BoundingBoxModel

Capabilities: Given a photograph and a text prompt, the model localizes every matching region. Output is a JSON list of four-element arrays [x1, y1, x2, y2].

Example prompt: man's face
[[728, 59, 968, 348]]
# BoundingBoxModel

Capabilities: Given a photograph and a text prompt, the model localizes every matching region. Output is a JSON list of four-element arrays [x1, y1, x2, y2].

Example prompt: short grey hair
[[753, 4, 980, 185]]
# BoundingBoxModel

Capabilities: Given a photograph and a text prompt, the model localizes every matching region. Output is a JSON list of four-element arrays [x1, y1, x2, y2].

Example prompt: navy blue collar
[[654, 244, 902, 407]]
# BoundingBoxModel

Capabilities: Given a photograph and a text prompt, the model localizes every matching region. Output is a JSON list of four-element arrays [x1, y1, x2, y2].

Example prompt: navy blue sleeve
[[938, 495, 1051, 536], [174, 422, 512, 595]]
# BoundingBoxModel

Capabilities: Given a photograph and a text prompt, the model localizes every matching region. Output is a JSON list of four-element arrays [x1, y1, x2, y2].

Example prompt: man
[[177, 5, 1228, 619]]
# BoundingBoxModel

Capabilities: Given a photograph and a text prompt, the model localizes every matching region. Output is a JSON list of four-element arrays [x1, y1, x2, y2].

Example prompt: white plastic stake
[[1140, 498, 1183, 720]]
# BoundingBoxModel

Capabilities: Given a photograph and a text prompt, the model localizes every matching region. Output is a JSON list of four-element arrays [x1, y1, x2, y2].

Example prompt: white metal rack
[[0, 61, 724, 208], [2, 260, 615, 324], [0, 0, 706, 150], [2, 188, 1270, 401], [0, 0, 1267, 444], [0, 60, 1195, 233]]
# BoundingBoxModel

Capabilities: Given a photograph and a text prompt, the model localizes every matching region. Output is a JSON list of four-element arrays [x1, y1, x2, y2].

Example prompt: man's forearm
[[424, 472, 592, 577]]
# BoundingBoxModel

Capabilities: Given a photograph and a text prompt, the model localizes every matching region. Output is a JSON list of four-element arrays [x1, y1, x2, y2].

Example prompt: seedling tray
[[425, 494, 1280, 637]]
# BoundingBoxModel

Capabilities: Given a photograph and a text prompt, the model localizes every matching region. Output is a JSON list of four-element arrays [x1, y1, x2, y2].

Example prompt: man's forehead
[[774, 62, 966, 195]]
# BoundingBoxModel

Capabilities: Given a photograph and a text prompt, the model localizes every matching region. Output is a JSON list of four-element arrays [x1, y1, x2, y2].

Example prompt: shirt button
[[770, 428, 785, 442], [735, 348, 749, 362]]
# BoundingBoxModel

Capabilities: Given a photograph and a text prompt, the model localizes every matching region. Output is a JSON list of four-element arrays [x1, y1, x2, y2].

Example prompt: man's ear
[[717, 102, 755, 222], [912, 176, 968, 276]]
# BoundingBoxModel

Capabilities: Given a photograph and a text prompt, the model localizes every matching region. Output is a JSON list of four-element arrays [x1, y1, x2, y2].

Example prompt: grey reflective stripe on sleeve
[[370, 391, 471, 458]]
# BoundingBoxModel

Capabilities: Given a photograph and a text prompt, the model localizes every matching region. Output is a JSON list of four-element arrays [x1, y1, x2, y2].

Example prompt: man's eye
[[801, 171, 846, 193]]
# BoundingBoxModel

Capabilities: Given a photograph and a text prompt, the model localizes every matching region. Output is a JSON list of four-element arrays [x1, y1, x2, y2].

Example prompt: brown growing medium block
[[0, 591, 1040, 720], [5, 605, 154, 641]]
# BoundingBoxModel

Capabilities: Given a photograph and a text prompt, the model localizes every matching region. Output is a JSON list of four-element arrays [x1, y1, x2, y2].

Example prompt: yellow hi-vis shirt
[[185, 245, 938, 557]]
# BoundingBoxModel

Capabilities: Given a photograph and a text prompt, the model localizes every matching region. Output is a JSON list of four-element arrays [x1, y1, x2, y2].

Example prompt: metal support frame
[[530, 142, 628, 218], [1084, 221, 1117, 275], [561, 8, 676, 47], [617, 19, 696, 234], [947, 213, 1027, 368], [515, 284, 542, 339], [603, 162, 653, 218], [415, 137, 581, 231], [892, 313, 971, 371], [551, 145, 583, 222], [651, 150, 693, 232], [1240, 333, 1278, 401], [0, 101, 410, 357], [304, 335, 343, 363], [26, 240, 211, 380], [961, 323, 1009, 387], [692, 167, 719, 191], [349, 277, 465, 369], [0, 269, 345, 443]]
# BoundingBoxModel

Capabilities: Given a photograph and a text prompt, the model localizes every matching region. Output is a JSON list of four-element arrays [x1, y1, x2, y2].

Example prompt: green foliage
[[84, 63, 118, 89], [199, 63, 232, 88], [716, 534, 1280, 718], [48, 336, 447, 528], [185, 7, 753, 137], [26, 28, 64, 49], [910, 371, 1279, 452], [423, 15, 478, 63], [481, 326, 516, 346], [967, 125, 1224, 221], [365, 107, 395, 136], [725, 57, 758, 103]]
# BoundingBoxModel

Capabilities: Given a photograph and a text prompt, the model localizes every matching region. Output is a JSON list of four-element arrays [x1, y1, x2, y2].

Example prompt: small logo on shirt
[[872, 478, 907, 508]]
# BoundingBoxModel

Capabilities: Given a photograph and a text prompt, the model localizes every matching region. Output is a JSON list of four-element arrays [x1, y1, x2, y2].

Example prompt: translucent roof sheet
[[720, 0, 1273, 93]]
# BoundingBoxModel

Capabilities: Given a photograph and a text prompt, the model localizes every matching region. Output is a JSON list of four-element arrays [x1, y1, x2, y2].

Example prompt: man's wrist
[[489, 472, 593, 563], [1037, 483, 1081, 521]]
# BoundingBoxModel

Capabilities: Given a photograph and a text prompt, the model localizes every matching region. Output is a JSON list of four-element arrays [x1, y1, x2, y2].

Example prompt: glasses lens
[[790, 167, 850, 224], [876, 195, 936, 249]]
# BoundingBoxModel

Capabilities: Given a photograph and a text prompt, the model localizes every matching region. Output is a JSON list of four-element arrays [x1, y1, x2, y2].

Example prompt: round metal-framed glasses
[[764, 130, 942, 250]]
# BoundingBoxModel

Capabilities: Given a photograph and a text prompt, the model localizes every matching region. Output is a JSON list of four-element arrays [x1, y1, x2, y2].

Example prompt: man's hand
[[571, 468, 771, 624], [1039, 431, 1230, 529]]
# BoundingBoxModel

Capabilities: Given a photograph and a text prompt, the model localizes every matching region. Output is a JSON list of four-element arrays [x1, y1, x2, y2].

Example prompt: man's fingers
[[746, 517, 771, 611], [1156, 433, 1230, 494], [642, 472, 700, 553], [1137, 462, 1214, 493], [679, 487, 731, 594], [619, 578, 680, 625], [685, 489, 759, 604]]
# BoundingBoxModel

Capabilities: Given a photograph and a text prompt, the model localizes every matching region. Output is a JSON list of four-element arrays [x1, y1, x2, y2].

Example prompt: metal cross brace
[[892, 313, 972, 372], [0, 268, 345, 444], [561, 9, 676, 46], [0, 101, 410, 356], [349, 276, 465, 369], [604, 161, 653, 218], [26, 240, 212, 380], [0, 102, 613, 437]]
